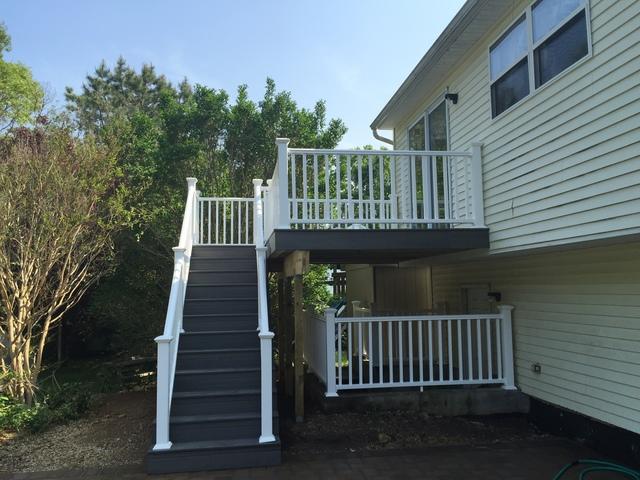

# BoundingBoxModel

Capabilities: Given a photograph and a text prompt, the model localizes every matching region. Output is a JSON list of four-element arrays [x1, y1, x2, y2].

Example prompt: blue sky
[[2, 0, 464, 148]]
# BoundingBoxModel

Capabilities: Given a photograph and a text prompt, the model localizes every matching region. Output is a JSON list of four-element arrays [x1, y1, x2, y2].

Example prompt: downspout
[[371, 128, 394, 146]]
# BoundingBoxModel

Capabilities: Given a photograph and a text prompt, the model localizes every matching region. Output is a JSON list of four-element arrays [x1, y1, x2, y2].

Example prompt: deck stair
[[147, 245, 280, 473]]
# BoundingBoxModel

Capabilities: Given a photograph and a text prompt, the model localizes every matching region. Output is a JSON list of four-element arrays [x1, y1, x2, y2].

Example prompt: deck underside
[[266, 228, 489, 266]]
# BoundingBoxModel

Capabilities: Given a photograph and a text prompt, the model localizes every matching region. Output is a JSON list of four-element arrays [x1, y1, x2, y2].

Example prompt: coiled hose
[[553, 459, 640, 479]]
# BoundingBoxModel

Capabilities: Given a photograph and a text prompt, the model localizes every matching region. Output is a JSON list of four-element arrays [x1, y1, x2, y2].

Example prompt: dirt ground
[[0, 390, 550, 473], [0, 391, 154, 473]]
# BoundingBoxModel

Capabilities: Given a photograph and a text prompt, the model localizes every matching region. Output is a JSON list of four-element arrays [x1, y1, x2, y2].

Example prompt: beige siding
[[373, 266, 433, 314], [344, 265, 374, 316], [394, 0, 640, 253], [429, 241, 640, 434]]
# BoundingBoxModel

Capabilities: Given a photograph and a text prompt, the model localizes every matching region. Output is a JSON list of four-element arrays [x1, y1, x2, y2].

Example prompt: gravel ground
[[0, 390, 544, 473], [0, 391, 153, 473]]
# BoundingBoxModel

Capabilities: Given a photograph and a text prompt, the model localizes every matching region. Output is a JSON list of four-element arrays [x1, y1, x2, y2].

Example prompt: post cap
[[186, 177, 197, 187], [172, 246, 187, 253], [324, 307, 337, 315], [252, 178, 263, 186], [498, 304, 514, 312], [275, 138, 290, 145]]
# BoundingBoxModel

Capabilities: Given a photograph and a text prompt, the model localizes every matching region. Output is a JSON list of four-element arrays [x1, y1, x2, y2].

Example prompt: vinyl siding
[[429, 241, 640, 434], [394, 0, 640, 253]]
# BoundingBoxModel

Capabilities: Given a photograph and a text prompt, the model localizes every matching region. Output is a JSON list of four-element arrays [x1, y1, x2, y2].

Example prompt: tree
[[0, 24, 44, 132], [65, 59, 347, 356], [0, 123, 121, 404]]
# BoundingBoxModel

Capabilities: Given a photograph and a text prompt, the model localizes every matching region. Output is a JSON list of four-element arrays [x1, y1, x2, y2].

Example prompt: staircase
[[147, 245, 280, 473]]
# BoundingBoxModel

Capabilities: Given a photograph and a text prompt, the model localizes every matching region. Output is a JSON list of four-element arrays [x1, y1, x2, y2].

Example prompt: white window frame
[[489, 0, 592, 120]]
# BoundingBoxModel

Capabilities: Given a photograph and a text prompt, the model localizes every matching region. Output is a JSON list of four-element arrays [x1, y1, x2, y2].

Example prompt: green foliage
[[65, 58, 347, 356], [0, 24, 44, 131], [0, 383, 92, 433], [304, 265, 332, 313]]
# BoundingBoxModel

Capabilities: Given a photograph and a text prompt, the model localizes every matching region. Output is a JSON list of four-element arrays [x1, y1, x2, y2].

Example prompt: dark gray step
[[176, 348, 259, 370], [183, 298, 258, 315], [146, 437, 281, 474], [190, 258, 256, 271], [191, 246, 255, 259], [171, 388, 264, 416], [182, 313, 258, 332], [186, 283, 257, 300], [180, 330, 258, 350], [189, 270, 257, 284], [170, 413, 278, 443], [174, 367, 260, 391]]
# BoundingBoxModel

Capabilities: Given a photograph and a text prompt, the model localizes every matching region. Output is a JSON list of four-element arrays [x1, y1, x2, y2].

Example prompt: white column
[[153, 337, 172, 450], [498, 304, 516, 390], [276, 138, 290, 230], [258, 331, 276, 443], [324, 308, 338, 397], [470, 143, 485, 227], [187, 177, 198, 243], [253, 179, 264, 247]]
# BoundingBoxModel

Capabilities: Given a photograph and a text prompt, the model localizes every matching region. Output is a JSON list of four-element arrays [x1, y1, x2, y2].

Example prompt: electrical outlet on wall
[[532, 363, 542, 374]]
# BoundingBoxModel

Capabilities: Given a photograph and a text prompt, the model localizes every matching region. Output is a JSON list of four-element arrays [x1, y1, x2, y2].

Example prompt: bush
[[0, 382, 93, 433]]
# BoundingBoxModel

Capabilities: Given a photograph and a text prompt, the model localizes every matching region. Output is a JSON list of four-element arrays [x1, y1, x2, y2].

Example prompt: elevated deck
[[266, 227, 489, 265]]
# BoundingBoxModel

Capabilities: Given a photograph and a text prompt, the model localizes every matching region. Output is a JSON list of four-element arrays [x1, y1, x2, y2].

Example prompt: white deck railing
[[264, 138, 485, 239], [153, 178, 199, 451], [305, 305, 515, 397], [197, 197, 254, 245]]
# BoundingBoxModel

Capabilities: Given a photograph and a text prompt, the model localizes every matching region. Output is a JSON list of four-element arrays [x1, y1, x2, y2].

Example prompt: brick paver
[[0, 438, 616, 480]]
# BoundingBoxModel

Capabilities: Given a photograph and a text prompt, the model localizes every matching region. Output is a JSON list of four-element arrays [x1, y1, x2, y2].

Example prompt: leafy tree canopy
[[0, 24, 44, 131]]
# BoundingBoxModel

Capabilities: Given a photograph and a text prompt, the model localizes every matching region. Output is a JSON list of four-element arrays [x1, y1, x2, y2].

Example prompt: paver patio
[[1, 438, 619, 480]]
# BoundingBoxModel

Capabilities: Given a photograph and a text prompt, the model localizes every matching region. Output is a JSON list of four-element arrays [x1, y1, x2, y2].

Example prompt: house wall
[[429, 241, 640, 435], [344, 264, 374, 316], [394, 0, 640, 254], [373, 266, 433, 315]]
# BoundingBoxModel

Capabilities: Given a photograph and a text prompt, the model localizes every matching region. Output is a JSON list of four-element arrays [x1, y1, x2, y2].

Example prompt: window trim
[[406, 96, 451, 153], [488, 0, 592, 120]]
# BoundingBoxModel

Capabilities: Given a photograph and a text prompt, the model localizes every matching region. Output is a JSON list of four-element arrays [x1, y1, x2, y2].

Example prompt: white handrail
[[266, 138, 485, 233], [253, 179, 276, 444], [319, 306, 515, 395], [153, 177, 198, 451]]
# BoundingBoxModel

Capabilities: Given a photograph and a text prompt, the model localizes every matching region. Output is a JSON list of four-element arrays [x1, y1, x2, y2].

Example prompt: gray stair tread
[[190, 269, 256, 273], [171, 411, 277, 424], [178, 347, 259, 354], [183, 312, 258, 318], [184, 298, 257, 302], [176, 367, 260, 374], [162, 437, 280, 453], [181, 330, 257, 336], [173, 388, 261, 398], [188, 282, 257, 287]]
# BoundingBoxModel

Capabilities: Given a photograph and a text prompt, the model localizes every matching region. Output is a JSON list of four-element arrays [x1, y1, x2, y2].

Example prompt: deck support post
[[277, 274, 286, 388], [293, 273, 304, 422], [499, 304, 516, 390]]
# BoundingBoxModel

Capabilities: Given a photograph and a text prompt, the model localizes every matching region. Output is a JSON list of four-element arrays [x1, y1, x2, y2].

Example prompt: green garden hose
[[553, 459, 640, 479]]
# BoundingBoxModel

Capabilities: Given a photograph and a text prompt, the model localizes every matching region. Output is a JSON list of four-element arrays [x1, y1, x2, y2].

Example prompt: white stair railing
[[320, 305, 515, 397], [197, 197, 254, 245], [153, 177, 199, 451], [253, 179, 276, 443]]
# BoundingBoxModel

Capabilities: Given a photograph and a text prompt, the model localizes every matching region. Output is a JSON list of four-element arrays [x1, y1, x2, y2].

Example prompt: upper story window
[[490, 0, 590, 118]]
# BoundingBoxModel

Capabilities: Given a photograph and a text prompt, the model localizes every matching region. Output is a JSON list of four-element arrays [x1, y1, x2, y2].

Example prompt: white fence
[[197, 197, 254, 245], [308, 306, 515, 396], [264, 138, 485, 239], [303, 310, 327, 384]]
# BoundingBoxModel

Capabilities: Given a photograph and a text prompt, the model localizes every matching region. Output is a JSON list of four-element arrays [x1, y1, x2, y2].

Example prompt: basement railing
[[305, 306, 515, 397], [264, 138, 485, 240], [153, 177, 199, 451]]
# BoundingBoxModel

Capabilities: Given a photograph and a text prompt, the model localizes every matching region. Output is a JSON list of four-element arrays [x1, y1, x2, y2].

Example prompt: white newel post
[[153, 337, 172, 450], [499, 304, 516, 390], [324, 308, 338, 397], [275, 138, 290, 230], [253, 179, 276, 443], [187, 177, 198, 243], [470, 142, 486, 228]]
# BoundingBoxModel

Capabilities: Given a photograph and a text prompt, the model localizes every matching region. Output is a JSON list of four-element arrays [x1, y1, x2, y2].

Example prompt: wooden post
[[294, 273, 304, 422], [284, 277, 294, 397], [277, 274, 286, 387]]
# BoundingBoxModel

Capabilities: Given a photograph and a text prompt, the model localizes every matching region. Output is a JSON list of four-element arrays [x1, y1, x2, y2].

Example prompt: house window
[[408, 117, 425, 150], [490, 0, 590, 118]]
